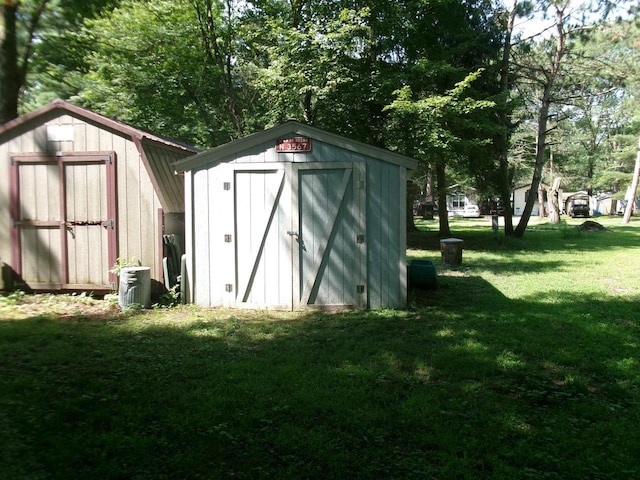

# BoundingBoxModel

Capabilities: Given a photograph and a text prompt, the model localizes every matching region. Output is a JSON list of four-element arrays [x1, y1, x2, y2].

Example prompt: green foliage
[[0, 290, 25, 306], [108, 257, 141, 277], [556, 219, 583, 239], [76, 0, 240, 147], [11, 0, 640, 235], [13, 0, 508, 151], [386, 69, 496, 160], [16, 0, 119, 113], [120, 302, 144, 312], [246, 5, 374, 134], [386, 66, 500, 234], [153, 285, 181, 309], [510, 14, 640, 200]]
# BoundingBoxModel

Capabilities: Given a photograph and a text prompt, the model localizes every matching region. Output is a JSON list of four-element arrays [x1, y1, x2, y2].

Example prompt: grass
[[1, 215, 639, 479]]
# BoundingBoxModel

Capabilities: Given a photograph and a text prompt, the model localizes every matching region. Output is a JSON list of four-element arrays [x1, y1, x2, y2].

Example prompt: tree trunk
[[498, 0, 518, 236], [514, 5, 565, 238], [436, 161, 451, 237], [425, 167, 434, 202], [622, 135, 640, 225], [406, 181, 419, 232], [513, 97, 550, 237], [611, 179, 620, 215], [301, 90, 314, 124], [538, 188, 546, 218], [548, 178, 561, 223], [0, 1, 19, 123]]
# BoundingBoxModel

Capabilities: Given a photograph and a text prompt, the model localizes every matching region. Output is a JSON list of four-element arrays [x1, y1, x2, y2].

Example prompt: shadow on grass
[[1, 284, 639, 479]]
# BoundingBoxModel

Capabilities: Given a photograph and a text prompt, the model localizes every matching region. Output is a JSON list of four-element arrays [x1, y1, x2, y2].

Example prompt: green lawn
[[1, 216, 639, 479]]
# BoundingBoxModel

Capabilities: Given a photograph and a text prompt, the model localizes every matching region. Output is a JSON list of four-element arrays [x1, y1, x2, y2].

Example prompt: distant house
[[446, 185, 479, 216], [512, 184, 563, 216], [592, 193, 617, 215], [623, 185, 640, 214], [0, 99, 199, 293], [513, 185, 539, 216]]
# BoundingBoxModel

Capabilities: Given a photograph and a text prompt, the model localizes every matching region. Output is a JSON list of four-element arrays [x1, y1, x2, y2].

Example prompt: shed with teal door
[[174, 121, 417, 310]]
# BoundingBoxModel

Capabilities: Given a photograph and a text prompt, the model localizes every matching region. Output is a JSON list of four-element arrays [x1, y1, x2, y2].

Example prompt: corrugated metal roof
[[173, 121, 418, 173]]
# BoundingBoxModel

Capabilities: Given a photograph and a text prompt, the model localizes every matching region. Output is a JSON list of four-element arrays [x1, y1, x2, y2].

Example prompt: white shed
[[174, 121, 418, 310]]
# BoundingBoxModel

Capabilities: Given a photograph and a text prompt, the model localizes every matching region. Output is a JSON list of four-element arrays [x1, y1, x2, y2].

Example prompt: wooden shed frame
[[0, 99, 199, 293], [174, 121, 418, 310]]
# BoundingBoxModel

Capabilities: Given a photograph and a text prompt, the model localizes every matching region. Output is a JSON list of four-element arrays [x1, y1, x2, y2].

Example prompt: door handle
[[287, 231, 305, 251]]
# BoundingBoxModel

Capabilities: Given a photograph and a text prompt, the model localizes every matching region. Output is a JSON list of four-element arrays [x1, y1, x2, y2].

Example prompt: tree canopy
[[2, 0, 639, 235]]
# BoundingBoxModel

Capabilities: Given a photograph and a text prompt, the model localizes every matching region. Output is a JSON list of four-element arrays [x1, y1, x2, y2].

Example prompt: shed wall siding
[[184, 171, 194, 302], [366, 160, 405, 308], [142, 143, 186, 213], [0, 142, 11, 270], [0, 128, 47, 276], [0, 113, 164, 289], [191, 168, 209, 305], [81, 121, 163, 279]]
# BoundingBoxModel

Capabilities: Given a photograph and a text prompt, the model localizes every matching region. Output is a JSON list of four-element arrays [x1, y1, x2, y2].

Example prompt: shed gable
[[174, 121, 417, 172]]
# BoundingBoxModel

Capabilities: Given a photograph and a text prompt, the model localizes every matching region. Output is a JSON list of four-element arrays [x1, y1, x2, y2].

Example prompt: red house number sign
[[275, 137, 312, 152]]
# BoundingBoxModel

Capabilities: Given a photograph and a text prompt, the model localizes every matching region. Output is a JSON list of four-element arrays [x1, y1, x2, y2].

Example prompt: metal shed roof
[[0, 99, 200, 213], [173, 121, 418, 173]]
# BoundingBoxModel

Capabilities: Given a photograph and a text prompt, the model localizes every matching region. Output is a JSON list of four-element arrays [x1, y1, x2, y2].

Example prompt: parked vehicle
[[569, 196, 590, 218], [462, 204, 482, 218], [481, 199, 505, 215]]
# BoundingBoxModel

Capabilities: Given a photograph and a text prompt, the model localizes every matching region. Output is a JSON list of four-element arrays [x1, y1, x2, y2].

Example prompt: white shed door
[[234, 167, 291, 309], [232, 162, 366, 310]]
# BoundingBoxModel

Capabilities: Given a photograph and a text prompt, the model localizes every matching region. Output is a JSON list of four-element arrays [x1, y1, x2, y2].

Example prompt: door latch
[[287, 231, 305, 250]]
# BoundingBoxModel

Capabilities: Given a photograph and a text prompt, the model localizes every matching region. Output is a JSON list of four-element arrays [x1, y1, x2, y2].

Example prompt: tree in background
[[244, 1, 374, 136], [492, 0, 520, 236], [0, 0, 117, 123], [11, 0, 640, 235], [76, 0, 259, 147], [1, 0, 43, 123], [381, 0, 505, 235], [76, 0, 387, 148], [72, 0, 507, 238], [511, 1, 574, 236], [0, 1, 17, 122], [605, 19, 640, 224], [386, 70, 497, 237], [507, 0, 638, 235]]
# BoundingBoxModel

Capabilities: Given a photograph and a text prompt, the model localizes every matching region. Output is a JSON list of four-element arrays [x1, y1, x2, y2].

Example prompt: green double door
[[231, 162, 366, 309]]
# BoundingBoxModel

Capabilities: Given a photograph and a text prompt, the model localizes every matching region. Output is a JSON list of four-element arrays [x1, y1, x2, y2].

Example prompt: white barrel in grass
[[118, 266, 151, 310]]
